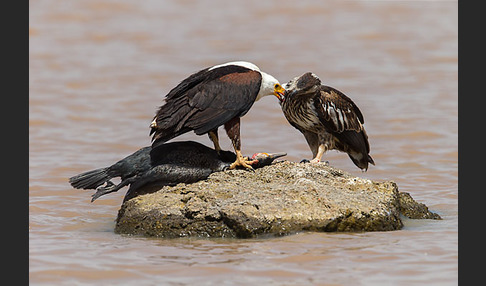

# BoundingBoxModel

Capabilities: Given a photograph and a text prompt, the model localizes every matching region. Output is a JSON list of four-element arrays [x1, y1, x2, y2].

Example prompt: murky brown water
[[30, 0, 457, 285]]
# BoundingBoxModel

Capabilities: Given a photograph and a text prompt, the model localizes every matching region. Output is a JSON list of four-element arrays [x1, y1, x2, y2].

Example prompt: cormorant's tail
[[69, 167, 111, 190]]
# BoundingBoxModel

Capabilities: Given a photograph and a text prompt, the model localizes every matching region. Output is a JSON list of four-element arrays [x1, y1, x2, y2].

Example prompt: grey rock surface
[[115, 161, 440, 238]]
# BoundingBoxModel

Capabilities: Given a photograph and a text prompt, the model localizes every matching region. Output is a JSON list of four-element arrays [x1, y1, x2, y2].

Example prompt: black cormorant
[[69, 141, 286, 202]]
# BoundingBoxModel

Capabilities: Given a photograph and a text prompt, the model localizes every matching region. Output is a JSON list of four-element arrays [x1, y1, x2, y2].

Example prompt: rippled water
[[30, 1, 457, 285]]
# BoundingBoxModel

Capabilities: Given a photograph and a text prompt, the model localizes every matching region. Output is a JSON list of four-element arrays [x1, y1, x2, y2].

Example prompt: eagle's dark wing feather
[[184, 70, 261, 135], [184, 71, 261, 135], [315, 85, 370, 156], [151, 69, 261, 143], [316, 86, 364, 133]]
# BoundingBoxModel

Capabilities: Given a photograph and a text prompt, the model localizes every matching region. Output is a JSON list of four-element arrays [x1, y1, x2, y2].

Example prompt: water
[[29, 0, 458, 285]]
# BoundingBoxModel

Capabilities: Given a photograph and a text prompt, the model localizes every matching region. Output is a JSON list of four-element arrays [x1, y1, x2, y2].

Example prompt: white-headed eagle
[[150, 61, 285, 170]]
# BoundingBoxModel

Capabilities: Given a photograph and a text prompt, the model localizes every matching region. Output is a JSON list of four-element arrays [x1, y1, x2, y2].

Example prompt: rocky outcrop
[[114, 161, 440, 238]]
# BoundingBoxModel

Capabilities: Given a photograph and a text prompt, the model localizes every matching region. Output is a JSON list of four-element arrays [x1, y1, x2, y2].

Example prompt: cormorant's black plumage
[[69, 141, 286, 202], [280, 72, 374, 171], [68, 146, 152, 195]]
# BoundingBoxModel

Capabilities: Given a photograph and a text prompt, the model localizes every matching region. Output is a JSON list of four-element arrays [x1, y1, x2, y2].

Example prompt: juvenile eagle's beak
[[274, 84, 286, 102]]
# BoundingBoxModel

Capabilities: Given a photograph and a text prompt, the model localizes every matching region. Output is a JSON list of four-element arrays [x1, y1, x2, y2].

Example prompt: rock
[[114, 161, 441, 238], [398, 192, 442, 220]]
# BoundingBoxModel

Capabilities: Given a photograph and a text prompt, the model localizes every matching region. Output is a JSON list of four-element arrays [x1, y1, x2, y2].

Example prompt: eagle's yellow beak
[[273, 84, 286, 101]]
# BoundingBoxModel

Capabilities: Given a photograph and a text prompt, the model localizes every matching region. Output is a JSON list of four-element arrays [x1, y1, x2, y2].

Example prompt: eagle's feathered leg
[[302, 130, 319, 160], [208, 129, 222, 153], [224, 117, 256, 170]]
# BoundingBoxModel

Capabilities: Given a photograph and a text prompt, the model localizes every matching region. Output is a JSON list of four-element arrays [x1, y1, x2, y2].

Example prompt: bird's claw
[[301, 158, 329, 165], [91, 181, 116, 202], [91, 189, 105, 202], [228, 156, 257, 171]]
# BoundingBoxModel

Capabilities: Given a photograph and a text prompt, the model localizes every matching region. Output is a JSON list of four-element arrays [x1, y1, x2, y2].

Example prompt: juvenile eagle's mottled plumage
[[279, 72, 374, 171]]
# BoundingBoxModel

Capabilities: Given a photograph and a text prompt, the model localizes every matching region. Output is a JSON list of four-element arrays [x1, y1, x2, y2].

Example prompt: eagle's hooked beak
[[274, 84, 286, 102]]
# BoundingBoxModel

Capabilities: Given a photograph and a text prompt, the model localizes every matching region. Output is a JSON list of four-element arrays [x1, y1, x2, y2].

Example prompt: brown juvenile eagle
[[277, 72, 374, 171], [150, 61, 285, 170]]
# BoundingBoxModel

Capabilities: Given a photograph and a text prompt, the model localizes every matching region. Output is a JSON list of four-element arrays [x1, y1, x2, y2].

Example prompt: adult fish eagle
[[150, 61, 285, 170], [278, 72, 375, 171]]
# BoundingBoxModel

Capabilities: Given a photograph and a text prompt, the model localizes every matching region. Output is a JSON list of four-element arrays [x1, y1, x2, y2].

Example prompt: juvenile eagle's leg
[[224, 117, 256, 170], [310, 144, 327, 163], [302, 130, 319, 161]]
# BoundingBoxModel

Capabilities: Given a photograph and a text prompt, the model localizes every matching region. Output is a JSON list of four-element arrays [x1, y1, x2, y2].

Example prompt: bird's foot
[[91, 181, 116, 202], [305, 158, 329, 165], [91, 188, 109, 202], [98, 181, 116, 191], [228, 155, 257, 171]]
